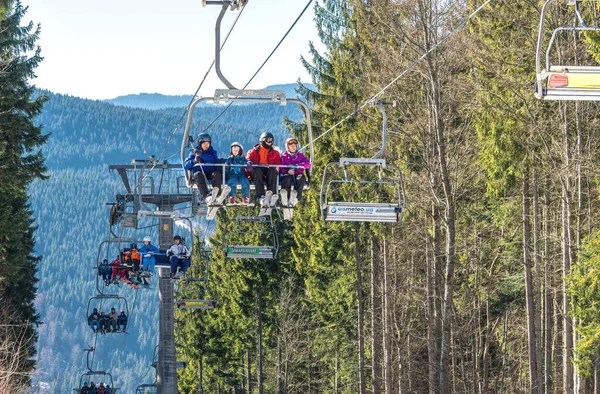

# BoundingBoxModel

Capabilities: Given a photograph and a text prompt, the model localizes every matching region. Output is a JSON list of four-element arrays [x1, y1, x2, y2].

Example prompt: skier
[[139, 236, 159, 275], [167, 235, 191, 279], [88, 308, 101, 333], [108, 308, 119, 332], [109, 256, 121, 284], [117, 310, 128, 332], [184, 133, 224, 204], [123, 243, 141, 274], [80, 382, 90, 393], [99, 312, 110, 334], [246, 131, 281, 204], [225, 142, 250, 205], [99, 259, 111, 286], [280, 137, 310, 207]]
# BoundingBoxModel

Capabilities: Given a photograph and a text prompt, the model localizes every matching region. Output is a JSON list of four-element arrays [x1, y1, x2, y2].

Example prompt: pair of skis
[[206, 185, 232, 220], [280, 189, 298, 220], [120, 277, 140, 289], [259, 191, 279, 216]]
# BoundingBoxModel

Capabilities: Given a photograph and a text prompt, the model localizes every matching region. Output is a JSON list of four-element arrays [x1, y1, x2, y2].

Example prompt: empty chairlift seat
[[320, 158, 406, 223], [224, 216, 278, 259], [535, 0, 600, 101]]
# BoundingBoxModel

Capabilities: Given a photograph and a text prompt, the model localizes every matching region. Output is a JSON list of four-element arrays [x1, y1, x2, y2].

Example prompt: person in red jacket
[[246, 132, 281, 202]]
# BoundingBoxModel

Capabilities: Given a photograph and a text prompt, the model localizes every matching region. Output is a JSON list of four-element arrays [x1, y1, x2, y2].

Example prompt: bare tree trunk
[[199, 357, 204, 393], [247, 348, 252, 394], [544, 179, 552, 394], [334, 352, 339, 394], [356, 223, 367, 394], [258, 285, 264, 394], [383, 238, 393, 394], [427, 224, 440, 394], [533, 171, 545, 394], [277, 335, 282, 394], [372, 236, 382, 394], [523, 172, 540, 394], [562, 105, 574, 394]]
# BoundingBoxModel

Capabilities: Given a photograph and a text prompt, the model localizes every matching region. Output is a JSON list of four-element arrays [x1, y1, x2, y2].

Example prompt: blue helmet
[[130, 243, 137, 249]]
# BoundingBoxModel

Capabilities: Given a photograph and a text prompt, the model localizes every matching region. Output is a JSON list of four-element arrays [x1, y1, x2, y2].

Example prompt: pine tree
[[0, 0, 47, 389]]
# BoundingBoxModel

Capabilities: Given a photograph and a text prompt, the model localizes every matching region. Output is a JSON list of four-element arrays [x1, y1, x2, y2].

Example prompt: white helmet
[[143, 236, 152, 243]]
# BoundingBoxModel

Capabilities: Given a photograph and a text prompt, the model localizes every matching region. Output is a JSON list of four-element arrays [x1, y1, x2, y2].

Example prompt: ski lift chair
[[535, 0, 600, 100], [180, 90, 314, 204], [183, 0, 313, 218], [74, 371, 119, 393], [320, 158, 406, 222], [86, 295, 129, 334], [135, 384, 157, 394], [320, 101, 406, 223], [223, 215, 278, 259], [95, 238, 139, 293]]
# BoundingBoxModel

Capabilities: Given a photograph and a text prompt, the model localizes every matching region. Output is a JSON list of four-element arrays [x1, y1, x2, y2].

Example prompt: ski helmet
[[260, 132, 274, 142], [230, 142, 244, 156], [143, 236, 152, 243], [197, 133, 211, 143], [130, 242, 137, 249], [285, 138, 298, 147]]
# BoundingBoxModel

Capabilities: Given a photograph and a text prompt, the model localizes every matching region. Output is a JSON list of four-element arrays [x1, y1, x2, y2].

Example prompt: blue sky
[[21, 0, 322, 100]]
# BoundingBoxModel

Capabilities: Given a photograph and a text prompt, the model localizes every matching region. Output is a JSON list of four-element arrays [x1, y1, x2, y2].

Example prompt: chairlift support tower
[[109, 160, 195, 394]]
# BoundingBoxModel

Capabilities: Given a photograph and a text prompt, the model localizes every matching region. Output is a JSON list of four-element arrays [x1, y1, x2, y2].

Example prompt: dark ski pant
[[101, 270, 111, 282], [281, 174, 306, 201], [194, 170, 223, 199], [252, 167, 279, 198], [170, 256, 190, 275]]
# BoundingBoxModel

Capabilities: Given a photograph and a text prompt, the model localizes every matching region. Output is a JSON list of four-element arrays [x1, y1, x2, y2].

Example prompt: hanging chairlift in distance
[[174, 250, 217, 309], [320, 102, 406, 223], [135, 384, 157, 394], [535, 0, 600, 100], [73, 347, 120, 393], [86, 295, 129, 334]]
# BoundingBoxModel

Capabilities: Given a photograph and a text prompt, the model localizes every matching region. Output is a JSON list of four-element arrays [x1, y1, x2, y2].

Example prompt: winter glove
[[194, 155, 202, 163], [246, 160, 253, 171]]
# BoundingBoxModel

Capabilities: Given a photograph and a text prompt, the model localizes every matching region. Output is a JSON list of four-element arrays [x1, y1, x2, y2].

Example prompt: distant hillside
[[105, 83, 316, 110], [104, 93, 194, 110]]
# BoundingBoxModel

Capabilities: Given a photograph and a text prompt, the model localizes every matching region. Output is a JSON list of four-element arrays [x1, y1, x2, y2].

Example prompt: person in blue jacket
[[99, 259, 111, 286], [139, 236, 159, 275], [225, 142, 250, 204], [184, 133, 222, 203]]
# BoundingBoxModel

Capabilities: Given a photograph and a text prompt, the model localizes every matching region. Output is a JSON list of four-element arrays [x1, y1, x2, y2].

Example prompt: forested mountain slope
[[29, 91, 301, 392]]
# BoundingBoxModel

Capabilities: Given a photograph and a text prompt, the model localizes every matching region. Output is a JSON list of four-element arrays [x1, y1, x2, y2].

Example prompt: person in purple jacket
[[280, 137, 310, 207], [184, 133, 222, 203]]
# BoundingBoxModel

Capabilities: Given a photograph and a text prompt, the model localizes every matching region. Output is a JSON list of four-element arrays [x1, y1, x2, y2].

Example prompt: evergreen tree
[[0, 0, 47, 389]]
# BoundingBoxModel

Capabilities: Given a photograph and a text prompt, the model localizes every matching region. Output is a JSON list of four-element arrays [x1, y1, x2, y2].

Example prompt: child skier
[[280, 137, 310, 207], [225, 142, 250, 205]]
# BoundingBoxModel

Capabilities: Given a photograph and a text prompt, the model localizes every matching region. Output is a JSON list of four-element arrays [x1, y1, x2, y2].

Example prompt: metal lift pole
[[157, 208, 176, 394]]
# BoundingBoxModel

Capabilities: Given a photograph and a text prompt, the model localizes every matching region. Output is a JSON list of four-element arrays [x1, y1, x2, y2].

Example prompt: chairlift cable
[[198, 0, 314, 135], [89, 314, 100, 369], [133, 5, 247, 193], [119, 286, 140, 353], [303, 0, 493, 150]]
